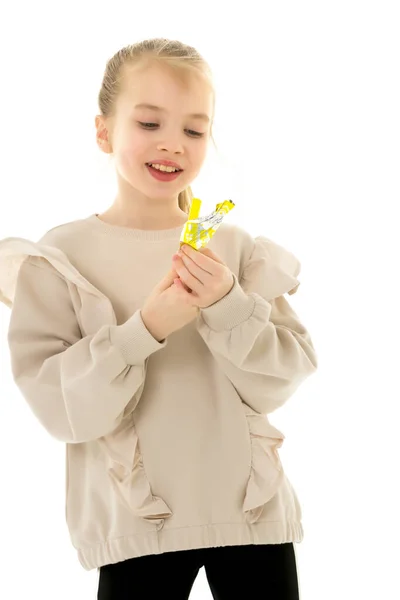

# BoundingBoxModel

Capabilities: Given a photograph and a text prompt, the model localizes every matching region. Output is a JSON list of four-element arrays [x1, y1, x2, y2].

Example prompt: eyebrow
[[134, 103, 210, 123]]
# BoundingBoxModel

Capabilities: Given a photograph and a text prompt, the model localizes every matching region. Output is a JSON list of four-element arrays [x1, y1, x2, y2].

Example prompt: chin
[[144, 188, 181, 200]]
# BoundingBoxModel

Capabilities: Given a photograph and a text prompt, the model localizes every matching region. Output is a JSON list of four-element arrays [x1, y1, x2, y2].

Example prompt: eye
[[138, 122, 205, 138], [139, 122, 158, 129], [186, 129, 204, 138]]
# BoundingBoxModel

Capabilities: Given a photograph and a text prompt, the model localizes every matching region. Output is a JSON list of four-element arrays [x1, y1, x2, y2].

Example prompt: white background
[[0, 1, 399, 598]]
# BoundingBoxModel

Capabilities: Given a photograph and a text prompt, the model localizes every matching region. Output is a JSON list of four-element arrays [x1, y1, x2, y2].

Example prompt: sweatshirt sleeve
[[6, 256, 167, 443], [196, 236, 318, 415]]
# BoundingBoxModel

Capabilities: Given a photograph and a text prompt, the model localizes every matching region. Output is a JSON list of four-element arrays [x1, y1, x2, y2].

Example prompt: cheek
[[117, 135, 146, 170], [192, 138, 209, 168]]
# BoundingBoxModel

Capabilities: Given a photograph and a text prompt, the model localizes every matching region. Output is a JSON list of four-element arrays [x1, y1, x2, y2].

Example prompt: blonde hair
[[97, 38, 216, 214]]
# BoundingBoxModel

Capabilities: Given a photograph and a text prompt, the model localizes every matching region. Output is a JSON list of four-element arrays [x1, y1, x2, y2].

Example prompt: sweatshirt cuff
[[109, 309, 167, 365], [198, 273, 257, 331]]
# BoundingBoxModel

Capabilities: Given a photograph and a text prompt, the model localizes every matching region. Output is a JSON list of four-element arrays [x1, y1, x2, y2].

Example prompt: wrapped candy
[[179, 198, 235, 250]]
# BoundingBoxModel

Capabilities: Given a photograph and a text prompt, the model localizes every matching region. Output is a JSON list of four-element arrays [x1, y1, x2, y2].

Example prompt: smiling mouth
[[145, 163, 183, 172], [145, 163, 184, 181]]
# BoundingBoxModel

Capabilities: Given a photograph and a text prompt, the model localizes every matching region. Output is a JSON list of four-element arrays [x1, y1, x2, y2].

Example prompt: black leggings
[[97, 542, 300, 599]]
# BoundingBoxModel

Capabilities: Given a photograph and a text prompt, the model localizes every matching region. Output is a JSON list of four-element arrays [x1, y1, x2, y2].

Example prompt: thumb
[[157, 267, 179, 291], [161, 267, 192, 293]]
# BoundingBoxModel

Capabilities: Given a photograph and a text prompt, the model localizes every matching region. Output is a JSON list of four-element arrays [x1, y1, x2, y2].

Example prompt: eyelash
[[138, 122, 205, 138]]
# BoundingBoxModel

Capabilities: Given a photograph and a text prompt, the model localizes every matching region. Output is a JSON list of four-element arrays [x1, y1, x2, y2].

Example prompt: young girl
[[0, 38, 317, 599]]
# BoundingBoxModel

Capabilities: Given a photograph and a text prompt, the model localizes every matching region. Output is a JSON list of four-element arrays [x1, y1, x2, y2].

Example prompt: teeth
[[148, 163, 180, 172]]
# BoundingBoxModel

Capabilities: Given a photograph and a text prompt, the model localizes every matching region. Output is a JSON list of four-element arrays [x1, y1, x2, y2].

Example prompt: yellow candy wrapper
[[179, 198, 235, 250]]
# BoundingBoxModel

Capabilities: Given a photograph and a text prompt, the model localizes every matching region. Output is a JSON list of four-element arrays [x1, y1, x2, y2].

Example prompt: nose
[[156, 132, 184, 154]]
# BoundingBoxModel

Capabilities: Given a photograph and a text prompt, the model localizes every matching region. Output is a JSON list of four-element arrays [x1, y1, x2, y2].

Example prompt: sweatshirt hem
[[77, 519, 303, 571]]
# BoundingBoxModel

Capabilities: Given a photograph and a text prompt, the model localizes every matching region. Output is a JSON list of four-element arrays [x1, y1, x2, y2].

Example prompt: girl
[[0, 38, 317, 599]]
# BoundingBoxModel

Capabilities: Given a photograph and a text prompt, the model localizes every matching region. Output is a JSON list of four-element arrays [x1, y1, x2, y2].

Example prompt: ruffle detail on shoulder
[[0, 237, 108, 307], [242, 405, 285, 523], [0, 237, 116, 335], [97, 417, 173, 531], [240, 236, 301, 301]]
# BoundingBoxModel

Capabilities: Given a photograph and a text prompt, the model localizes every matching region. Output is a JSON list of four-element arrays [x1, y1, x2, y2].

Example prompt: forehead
[[118, 62, 213, 115]]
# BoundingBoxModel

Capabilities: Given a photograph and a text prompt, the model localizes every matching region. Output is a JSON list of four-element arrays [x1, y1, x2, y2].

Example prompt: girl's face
[[104, 63, 214, 200]]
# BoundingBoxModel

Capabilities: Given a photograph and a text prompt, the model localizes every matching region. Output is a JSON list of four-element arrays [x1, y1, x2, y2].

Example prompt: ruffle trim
[[0, 237, 172, 529], [97, 417, 172, 531], [0, 237, 110, 307], [240, 235, 301, 301], [98, 405, 284, 529], [242, 405, 285, 523], [0, 237, 116, 336]]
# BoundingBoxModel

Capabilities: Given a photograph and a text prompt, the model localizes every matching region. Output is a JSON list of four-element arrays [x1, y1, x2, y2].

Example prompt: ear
[[95, 115, 113, 154]]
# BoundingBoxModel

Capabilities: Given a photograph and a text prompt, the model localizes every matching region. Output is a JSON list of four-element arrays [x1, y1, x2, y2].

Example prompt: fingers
[[197, 246, 226, 266], [173, 255, 206, 295], [175, 277, 192, 293], [157, 268, 177, 290], [180, 244, 223, 274], [175, 254, 212, 285]]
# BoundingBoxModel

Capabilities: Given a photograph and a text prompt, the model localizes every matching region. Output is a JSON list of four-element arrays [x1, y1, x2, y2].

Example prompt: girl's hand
[[141, 266, 200, 342], [172, 244, 235, 309]]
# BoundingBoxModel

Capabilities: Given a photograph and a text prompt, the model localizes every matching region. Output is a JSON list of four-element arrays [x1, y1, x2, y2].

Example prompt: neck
[[97, 201, 188, 231], [98, 177, 189, 230]]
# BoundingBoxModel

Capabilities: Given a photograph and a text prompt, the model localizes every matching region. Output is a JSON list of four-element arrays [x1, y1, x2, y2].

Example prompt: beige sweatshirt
[[0, 213, 317, 571]]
